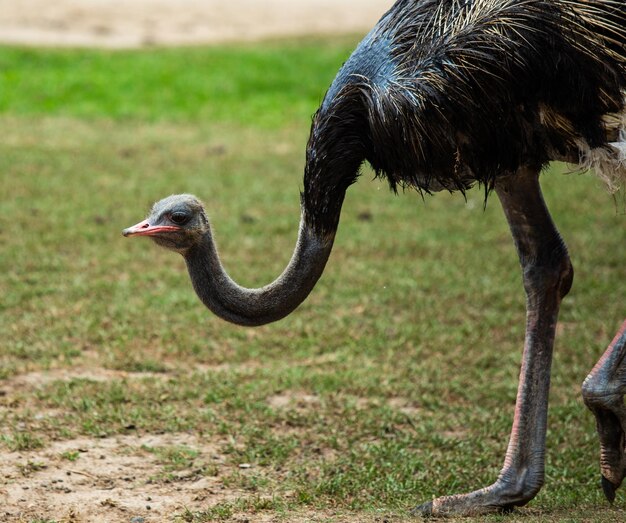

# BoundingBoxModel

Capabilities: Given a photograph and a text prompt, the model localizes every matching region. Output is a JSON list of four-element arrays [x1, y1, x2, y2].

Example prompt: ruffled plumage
[[303, 0, 626, 233]]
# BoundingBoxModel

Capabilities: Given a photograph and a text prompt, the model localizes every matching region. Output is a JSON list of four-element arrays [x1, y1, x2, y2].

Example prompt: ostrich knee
[[520, 248, 573, 306], [582, 322, 626, 403]]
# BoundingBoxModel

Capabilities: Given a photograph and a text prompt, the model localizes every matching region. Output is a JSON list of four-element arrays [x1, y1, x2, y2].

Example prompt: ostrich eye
[[170, 212, 189, 225]]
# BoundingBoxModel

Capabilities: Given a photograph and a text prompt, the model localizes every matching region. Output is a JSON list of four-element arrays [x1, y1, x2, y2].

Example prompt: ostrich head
[[123, 194, 209, 253]]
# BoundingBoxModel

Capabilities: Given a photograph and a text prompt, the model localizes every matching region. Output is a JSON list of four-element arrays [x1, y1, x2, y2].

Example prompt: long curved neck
[[186, 96, 366, 327], [183, 215, 335, 327]]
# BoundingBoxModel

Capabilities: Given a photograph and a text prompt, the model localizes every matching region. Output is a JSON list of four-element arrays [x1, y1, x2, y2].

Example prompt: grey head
[[123, 194, 209, 253]]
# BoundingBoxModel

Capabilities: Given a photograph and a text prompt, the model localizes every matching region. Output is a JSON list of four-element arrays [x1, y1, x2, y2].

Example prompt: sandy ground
[[0, 0, 394, 48], [0, 368, 389, 522]]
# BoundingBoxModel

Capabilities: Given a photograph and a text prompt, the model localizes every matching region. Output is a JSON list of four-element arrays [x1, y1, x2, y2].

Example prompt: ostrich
[[123, 0, 626, 516]]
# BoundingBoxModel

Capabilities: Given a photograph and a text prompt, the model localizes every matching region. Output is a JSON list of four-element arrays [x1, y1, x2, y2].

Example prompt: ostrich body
[[124, 0, 626, 516]]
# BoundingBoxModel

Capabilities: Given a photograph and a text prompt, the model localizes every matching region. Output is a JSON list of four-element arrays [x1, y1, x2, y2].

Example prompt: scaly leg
[[582, 320, 626, 502], [414, 167, 573, 516]]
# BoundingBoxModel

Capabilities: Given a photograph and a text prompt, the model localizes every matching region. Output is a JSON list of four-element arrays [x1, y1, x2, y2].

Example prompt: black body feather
[[302, 0, 626, 235]]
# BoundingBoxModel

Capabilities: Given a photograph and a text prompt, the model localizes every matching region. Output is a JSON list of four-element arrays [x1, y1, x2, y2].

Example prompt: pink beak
[[123, 219, 180, 237]]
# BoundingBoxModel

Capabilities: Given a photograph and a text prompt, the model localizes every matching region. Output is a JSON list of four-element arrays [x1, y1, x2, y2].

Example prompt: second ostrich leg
[[582, 320, 626, 501], [416, 167, 574, 516]]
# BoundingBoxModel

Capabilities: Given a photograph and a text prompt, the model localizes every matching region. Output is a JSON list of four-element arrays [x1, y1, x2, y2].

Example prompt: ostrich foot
[[582, 321, 626, 502], [412, 478, 540, 517]]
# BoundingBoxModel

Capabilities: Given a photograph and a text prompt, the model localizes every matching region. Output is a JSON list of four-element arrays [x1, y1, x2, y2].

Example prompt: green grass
[[0, 38, 355, 127], [1, 40, 626, 522]]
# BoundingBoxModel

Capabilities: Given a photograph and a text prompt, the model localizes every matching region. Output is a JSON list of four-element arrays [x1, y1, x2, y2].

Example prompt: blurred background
[[0, 0, 393, 48]]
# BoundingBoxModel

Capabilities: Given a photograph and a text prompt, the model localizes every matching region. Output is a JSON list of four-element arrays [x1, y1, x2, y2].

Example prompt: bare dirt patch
[[0, 432, 233, 522], [267, 391, 321, 410], [4, 366, 168, 391], [0, 0, 394, 48], [1, 428, 385, 522]]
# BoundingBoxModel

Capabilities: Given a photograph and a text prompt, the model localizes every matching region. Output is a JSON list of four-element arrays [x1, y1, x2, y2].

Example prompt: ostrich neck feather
[[183, 219, 334, 326]]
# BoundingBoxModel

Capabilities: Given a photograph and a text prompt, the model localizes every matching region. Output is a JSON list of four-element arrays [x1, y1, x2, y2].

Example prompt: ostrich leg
[[415, 167, 573, 516], [582, 320, 626, 502]]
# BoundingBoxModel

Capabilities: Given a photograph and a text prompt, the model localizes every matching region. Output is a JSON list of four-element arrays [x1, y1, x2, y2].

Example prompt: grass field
[[1, 38, 626, 522]]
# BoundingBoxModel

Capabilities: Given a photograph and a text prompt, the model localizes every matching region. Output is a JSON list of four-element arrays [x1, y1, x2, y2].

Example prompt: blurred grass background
[[1, 39, 625, 521]]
